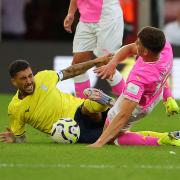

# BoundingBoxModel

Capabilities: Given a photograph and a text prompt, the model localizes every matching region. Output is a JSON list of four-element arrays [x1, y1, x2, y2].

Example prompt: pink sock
[[116, 132, 159, 146], [75, 80, 90, 98], [112, 79, 125, 97]]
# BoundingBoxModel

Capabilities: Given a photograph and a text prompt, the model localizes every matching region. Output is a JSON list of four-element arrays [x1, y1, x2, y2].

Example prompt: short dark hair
[[9, 60, 31, 77], [137, 26, 166, 53]]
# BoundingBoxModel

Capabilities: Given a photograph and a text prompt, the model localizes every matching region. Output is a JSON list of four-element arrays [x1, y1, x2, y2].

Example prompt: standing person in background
[[64, 0, 125, 98], [1, 0, 31, 40], [163, 8, 180, 46]]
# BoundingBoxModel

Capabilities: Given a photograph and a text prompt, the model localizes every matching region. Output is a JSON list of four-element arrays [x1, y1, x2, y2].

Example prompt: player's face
[[135, 38, 148, 57], [11, 67, 35, 95]]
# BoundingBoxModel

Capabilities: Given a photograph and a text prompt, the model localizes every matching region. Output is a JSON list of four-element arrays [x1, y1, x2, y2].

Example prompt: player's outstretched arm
[[60, 54, 113, 81], [94, 43, 137, 80], [0, 128, 26, 143], [88, 99, 138, 148]]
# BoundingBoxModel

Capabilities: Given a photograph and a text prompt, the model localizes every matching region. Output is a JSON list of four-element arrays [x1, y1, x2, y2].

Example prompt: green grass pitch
[[0, 94, 180, 180]]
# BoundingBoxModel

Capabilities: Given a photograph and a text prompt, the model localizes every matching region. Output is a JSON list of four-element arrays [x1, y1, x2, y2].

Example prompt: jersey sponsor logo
[[40, 84, 48, 91], [126, 82, 140, 95]]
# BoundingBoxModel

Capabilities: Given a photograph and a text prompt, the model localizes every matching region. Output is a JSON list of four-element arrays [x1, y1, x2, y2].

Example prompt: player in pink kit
[[64, 0, 125, 98], [86, 26, 179, 147]]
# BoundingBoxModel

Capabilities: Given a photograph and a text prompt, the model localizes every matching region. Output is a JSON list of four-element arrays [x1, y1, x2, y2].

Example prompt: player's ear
[[11, 78, 17, 87], [144, 48, 149, 56]]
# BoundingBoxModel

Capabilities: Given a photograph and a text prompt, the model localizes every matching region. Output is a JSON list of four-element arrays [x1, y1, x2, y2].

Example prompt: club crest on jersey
[[40, 84, 48, 91], [136, 75, 141, 81], [127, 82, 139, 95]]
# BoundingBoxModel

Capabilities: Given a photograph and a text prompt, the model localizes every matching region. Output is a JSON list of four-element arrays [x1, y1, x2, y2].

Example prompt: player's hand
[[87, 142, 103, 148], [0, 128, 15, 143], [94, 61, 116, 80], [164, 97, 179, 116], [64, 14, 74, 33]]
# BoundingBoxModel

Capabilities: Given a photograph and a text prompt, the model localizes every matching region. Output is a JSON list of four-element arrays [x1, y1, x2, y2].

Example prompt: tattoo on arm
[[61, 55, 112, 80], [61, 59, 98, 80]]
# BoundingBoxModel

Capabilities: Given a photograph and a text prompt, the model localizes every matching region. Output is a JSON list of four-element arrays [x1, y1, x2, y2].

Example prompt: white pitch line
[[0, 163, 180, 170], [0, 163, 114, 169]]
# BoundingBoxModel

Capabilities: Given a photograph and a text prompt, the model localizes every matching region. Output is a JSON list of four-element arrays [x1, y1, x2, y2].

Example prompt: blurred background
[[0, 0, 180, 98]]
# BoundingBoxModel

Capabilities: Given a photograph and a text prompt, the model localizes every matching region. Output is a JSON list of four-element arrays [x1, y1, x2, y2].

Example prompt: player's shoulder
[[161, 41, 173, 55], [159, 42, 173, 66], [130, 64, 156, 85], [35, 70, 58, 81], [35, 70, 56, 77], [35, 70, 59, 86]]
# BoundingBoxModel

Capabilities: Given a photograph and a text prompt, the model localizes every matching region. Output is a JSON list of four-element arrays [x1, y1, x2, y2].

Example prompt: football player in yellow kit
[[0, 55, 114, 143]]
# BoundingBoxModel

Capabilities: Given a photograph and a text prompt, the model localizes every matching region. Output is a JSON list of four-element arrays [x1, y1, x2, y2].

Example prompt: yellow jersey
[[8, 70, 84, 136]]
